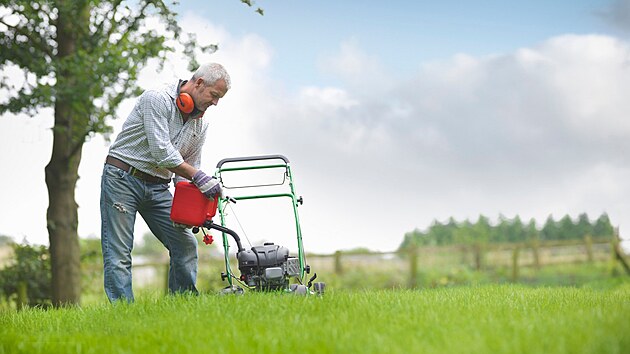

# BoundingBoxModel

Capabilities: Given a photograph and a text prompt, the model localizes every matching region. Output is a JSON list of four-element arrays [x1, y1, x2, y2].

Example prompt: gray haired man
[[100, 63, 230, 302]]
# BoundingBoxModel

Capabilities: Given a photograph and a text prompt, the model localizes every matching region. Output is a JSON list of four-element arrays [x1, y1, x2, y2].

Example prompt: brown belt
[[105, 156, 170, 184]]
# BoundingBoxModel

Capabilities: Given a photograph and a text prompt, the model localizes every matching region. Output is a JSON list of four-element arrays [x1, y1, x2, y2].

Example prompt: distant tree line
[[399, 213, 614, 250]]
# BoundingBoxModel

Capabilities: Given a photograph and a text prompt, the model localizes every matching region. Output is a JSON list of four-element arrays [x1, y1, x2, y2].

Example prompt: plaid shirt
[[108, 82, 208, 182]]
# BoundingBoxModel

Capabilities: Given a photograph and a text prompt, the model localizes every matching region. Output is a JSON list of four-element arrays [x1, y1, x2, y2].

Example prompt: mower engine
[[237, 242, 301, 291]]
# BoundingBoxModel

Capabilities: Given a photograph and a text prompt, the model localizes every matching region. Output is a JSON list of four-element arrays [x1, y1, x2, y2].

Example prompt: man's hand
[[192, 170, 223, 200]]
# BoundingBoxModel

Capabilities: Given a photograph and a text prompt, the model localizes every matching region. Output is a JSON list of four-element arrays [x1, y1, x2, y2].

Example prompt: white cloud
[[253, 34, 630, 251], [317, 39, 393, 92]]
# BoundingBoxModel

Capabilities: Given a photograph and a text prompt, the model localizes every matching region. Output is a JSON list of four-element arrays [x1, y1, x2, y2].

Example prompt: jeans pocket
[[154, 183, 170, 193], [104, 164, 126, 179]]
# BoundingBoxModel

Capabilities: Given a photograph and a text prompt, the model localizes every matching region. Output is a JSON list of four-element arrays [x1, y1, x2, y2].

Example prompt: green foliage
[[0, 239, 106, 307], [79, 238, 102, 264], [132, 231, 207, 256], [1, 285, 629, 353], [1, 0, 226, 305], [320, 257, 620, 291], [401, 212, 614, 250], [0, 0, 211, 142], [239, 0, 265, 16], [133, 232, 168, 257], [593, 213, 614, 236], [0, 243, 51, 307], [79, 237, 104, 296], [0, 0, 262, 306], [337, 247, 374, 255]]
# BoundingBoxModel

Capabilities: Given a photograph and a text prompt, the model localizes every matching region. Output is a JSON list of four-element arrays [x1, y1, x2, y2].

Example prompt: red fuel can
[[170, 182, 218, 227]]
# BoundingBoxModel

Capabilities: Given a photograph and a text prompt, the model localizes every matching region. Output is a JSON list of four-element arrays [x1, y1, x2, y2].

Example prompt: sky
[[1, 0, 630, 254]]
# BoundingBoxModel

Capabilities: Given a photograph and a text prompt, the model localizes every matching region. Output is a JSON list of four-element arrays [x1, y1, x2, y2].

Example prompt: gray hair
[[192, 63, 231, 90]]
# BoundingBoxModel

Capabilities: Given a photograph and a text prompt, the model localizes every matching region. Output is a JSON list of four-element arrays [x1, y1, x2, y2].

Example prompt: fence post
[[531, 238, 540, 270], [611, 228, 630, 276], [16, 281, 27, 310], [459, 245, 468, 264], [473, 243, 483, 271], [584, 235, 593, 263], [511, 246, 520, 282], [408, 245, 419, 289], [334, 250, 343, 275]]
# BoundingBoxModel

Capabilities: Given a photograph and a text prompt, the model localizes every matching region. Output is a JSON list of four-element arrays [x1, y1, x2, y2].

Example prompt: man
[[100, 63, 231, 302]]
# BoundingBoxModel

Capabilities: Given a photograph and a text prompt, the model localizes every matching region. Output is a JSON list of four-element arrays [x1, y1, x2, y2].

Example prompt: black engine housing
[[237, 243, 297, 290]]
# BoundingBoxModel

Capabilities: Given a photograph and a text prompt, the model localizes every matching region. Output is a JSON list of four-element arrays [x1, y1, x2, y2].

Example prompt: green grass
[[1, 282, 629, 354]]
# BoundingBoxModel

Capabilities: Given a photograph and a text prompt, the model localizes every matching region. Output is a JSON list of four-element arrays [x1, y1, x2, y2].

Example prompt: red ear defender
[[176, 80, 195, 114], [177, 93, 194, 114]]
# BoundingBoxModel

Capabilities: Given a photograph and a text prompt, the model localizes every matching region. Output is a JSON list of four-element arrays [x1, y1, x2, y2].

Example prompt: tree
[[495, 214, 511, 243], [525, 218, 539, 241], [575, 213, 592, 239], [399, 228, 425, 250], [593, 213, 614, 238], [0, 0, 227, 306], [541, 215, 558, 241], [508, 215, 525, 243], [471, 215, 491, 243], [557, 214, 575, 240]]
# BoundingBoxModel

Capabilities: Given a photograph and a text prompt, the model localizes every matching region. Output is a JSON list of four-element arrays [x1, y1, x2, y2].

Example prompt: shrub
[[0, 243, 51, 307]]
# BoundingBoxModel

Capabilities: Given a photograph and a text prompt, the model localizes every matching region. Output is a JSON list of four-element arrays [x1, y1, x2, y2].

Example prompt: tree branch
[[0, 16, 54, 58]]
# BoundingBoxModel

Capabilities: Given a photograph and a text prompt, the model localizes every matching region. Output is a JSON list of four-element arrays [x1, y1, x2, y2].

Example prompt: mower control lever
[[307, 273, 318, 288]]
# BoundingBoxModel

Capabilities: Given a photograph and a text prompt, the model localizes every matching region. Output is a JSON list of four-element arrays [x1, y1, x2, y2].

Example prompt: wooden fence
[[304, 235, 629, 287], [119, 237, 630, 287], [3, 235, 629, 308], [120, 235, 628, 292]]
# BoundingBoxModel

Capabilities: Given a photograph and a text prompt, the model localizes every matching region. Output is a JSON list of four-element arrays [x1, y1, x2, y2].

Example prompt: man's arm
[[168, 162, 198, 181]]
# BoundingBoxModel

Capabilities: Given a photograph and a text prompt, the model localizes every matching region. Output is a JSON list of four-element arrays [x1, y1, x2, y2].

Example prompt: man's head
[[187, 63, 231, 111]]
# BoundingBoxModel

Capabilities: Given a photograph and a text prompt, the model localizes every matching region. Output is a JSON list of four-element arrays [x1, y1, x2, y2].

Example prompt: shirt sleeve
[[139, 90, 185, 168]]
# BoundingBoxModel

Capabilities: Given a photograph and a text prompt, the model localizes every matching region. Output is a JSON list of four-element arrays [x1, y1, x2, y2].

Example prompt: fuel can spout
[[203, 220, 245, 253]]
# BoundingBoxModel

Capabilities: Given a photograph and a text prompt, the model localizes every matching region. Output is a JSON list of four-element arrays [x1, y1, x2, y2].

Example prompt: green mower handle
[[216, 154, 290, 168]]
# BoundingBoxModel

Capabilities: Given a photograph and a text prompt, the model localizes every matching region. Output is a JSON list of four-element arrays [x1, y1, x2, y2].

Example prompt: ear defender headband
[[176, 79, 195, 114]]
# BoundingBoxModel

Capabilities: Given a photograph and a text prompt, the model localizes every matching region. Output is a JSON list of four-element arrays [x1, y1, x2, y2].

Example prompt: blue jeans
[[100, 164, 198, 302]]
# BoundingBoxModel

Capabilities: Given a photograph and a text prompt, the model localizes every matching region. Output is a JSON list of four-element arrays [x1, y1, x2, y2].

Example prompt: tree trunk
[[45, 126, 82, 306], [45, 0, 88, 306]]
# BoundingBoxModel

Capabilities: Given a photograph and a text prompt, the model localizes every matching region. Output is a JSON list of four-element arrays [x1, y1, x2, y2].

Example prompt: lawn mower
[[170, 154, 324, 295]]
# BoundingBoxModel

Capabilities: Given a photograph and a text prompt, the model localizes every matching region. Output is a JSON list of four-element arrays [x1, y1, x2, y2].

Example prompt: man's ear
[[194, 77, 205, 88]]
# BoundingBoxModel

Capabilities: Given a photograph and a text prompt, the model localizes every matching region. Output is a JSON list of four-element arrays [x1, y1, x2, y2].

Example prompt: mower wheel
[[313, 282, 326, 295], [292, 284, 308, 295], [219, 285, 244, 296]]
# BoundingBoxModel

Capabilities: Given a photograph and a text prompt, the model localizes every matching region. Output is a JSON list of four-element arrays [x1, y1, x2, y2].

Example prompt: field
[[1, 281, 629, 354]]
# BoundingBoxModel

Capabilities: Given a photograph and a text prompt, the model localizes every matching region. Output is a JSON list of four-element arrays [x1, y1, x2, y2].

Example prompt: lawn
[[1, 282, 629, 354]]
